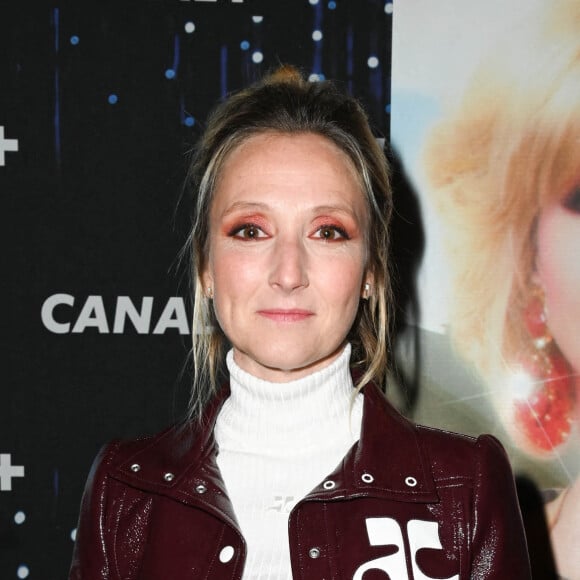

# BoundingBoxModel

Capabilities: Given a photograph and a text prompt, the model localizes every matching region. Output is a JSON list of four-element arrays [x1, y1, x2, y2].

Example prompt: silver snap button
[[361, 473, 374, 484], [322, 480, 335, 490], [195, 483, 207, 494], [163, 472, 175, 482], [130, 463, 141, 472], [308, 547, 321, 559], [405, 476, 418, 487], [219, 545, 235, 563]]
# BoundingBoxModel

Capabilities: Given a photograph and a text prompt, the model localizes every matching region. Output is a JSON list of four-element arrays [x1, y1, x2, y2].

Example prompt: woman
[[70, 67, 530, 579], [424, 1, 580, 576]]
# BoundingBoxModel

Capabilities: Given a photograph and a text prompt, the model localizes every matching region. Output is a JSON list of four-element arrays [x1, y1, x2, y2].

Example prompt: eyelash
[[227, 222, 351, 241], [228, 223, 267, 240], [313, 224, 350, 241], [562, 186, 580, 214]]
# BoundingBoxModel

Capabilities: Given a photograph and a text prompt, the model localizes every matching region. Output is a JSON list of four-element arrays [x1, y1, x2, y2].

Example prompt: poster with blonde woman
[[392, 0, 579, 577]]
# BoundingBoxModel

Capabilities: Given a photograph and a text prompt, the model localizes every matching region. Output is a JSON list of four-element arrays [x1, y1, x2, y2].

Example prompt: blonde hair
[[424, 0, 580, 414], [186, 67, 393, 421]]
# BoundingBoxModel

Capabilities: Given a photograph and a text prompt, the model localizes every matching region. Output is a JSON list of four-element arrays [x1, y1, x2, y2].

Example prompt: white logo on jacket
[[353, 517, 459, 580], [266, 495, 295, 514]]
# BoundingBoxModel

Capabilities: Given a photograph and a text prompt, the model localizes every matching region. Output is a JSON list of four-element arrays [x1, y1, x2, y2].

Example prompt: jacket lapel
[[302, 382, 439, 503], [109, 386, 243, 532]]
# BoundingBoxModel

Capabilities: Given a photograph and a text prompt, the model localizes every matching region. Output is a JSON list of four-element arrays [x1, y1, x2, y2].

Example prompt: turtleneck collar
[[215, 344, 361, 455]]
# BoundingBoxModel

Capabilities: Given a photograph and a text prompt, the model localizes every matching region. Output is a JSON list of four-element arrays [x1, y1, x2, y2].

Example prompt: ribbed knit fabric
[[214, 344, 363, 580]]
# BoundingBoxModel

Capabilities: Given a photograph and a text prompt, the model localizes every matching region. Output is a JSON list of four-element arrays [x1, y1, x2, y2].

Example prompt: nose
[[268, 236, 309, 292]]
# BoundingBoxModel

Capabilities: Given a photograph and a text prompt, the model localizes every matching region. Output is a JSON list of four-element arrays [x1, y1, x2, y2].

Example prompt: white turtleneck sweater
[[214, 344, 364, 580]]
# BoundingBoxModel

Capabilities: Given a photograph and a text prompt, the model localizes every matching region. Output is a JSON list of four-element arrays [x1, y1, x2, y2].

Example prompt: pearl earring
[[207, 287, 213, 299], [363, 282, 371, 299]]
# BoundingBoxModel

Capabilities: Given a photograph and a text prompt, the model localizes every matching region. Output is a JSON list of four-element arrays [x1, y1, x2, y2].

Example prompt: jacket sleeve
[[470, 434, 531, 578], [69, 442, 120, 580]]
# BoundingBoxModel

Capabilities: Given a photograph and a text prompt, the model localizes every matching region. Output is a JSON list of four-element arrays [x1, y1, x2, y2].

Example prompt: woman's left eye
[[562, 185, 580, 214], [313, 225, 349, 241]]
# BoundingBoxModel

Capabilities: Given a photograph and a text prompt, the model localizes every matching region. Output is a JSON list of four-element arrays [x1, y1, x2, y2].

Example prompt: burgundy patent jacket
[[70, 381, 531, 579]]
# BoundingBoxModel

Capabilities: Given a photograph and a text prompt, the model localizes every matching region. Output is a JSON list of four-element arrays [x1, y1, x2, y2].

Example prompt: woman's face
[[536, 186, 580, 373], [202, 132, 370, 382]]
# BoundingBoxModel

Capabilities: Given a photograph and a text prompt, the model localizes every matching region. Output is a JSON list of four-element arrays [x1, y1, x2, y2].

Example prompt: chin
[[241, 342, 344, 380], [259, 350, 319, 373]]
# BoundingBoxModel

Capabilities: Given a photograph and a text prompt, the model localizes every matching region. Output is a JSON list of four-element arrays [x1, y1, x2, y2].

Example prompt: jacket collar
[[302, 381, 438, 503], [110, 378, 439, 521]]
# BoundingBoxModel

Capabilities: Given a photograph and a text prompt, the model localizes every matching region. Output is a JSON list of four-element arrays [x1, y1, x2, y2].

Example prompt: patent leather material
[[70, 381, 531, 579]]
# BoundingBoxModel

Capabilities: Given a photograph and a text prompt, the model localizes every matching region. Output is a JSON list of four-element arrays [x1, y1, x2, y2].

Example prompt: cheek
[[207, 245, 265, 327], [537, 210, 580, 301], [208, 238, 260, 283], [318, 256, 366, 305], [536, 207, 580, 370]]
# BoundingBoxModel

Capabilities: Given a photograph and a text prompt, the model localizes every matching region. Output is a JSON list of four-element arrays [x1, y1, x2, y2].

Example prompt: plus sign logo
[[0, 126, 19, 166], [0, 454, 25, 491]]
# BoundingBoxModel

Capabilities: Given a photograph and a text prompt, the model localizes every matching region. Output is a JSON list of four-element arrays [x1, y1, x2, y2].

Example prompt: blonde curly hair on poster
[[423, 0, 580, 450]]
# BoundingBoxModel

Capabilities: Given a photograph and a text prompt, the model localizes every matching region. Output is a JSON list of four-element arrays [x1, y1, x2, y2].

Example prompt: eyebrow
[[220, 201, 360, 219], [220, 201, 269, 218], [310, 204, 359, 218]]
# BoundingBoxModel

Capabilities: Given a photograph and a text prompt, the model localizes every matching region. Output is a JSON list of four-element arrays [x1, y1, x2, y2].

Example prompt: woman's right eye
[[562, 185, 580, 214], [230, 224, 267, 239]]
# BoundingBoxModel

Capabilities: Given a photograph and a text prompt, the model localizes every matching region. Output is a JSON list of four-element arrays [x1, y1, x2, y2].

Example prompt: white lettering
[[41, 293, 74, 334], [353, 518, 458, 580], [353, 518, 406, 579], [41, 295, 191, 335], [408, 520, 458, 580], [113, 296, 153, 334], [72, 296, 109, 333], [153, 297, 189, 335]]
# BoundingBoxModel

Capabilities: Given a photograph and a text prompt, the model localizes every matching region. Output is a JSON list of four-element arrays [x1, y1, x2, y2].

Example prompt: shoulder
[[415, 422, 512, 483], [361, 383, 514, 494], [89, 418, 223, 500], [86, 390, 226, 489], [364, 381, 511, 478], [95, 429, 167, 465], [87, 423, 196, 481]]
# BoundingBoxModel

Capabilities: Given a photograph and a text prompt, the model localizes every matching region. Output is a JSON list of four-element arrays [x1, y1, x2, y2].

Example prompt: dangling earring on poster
[[513, 283, 576, 453]]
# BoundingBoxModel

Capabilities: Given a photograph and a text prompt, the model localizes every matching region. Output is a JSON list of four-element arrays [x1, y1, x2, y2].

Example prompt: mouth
[[257, 309, 314, 322]]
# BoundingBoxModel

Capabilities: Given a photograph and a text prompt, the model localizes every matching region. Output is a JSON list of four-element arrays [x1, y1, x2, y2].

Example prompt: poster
[[392, 0, 580, 575]]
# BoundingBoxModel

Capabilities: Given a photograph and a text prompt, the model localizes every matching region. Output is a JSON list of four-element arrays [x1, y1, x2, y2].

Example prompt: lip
[[257, 309, 314, 322]]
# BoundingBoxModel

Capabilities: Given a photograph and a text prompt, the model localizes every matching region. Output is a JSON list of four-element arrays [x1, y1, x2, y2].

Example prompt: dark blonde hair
[[187, 66, 392, 420]]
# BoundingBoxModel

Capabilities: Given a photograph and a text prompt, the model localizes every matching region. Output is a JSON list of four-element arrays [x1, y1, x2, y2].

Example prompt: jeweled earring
[[207, 287, 213, 299], [513, 285, 575, 452]]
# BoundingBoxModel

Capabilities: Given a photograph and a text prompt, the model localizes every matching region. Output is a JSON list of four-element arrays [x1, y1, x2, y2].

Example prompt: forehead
[[212, 132, 367, 212]]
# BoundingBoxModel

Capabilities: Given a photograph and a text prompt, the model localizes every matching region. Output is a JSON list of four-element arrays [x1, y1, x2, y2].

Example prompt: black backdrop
[[0, 1, 392, 577]]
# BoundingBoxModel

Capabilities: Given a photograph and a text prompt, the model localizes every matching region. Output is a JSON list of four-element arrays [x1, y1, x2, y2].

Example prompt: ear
[[200, 265, 213, 299]]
